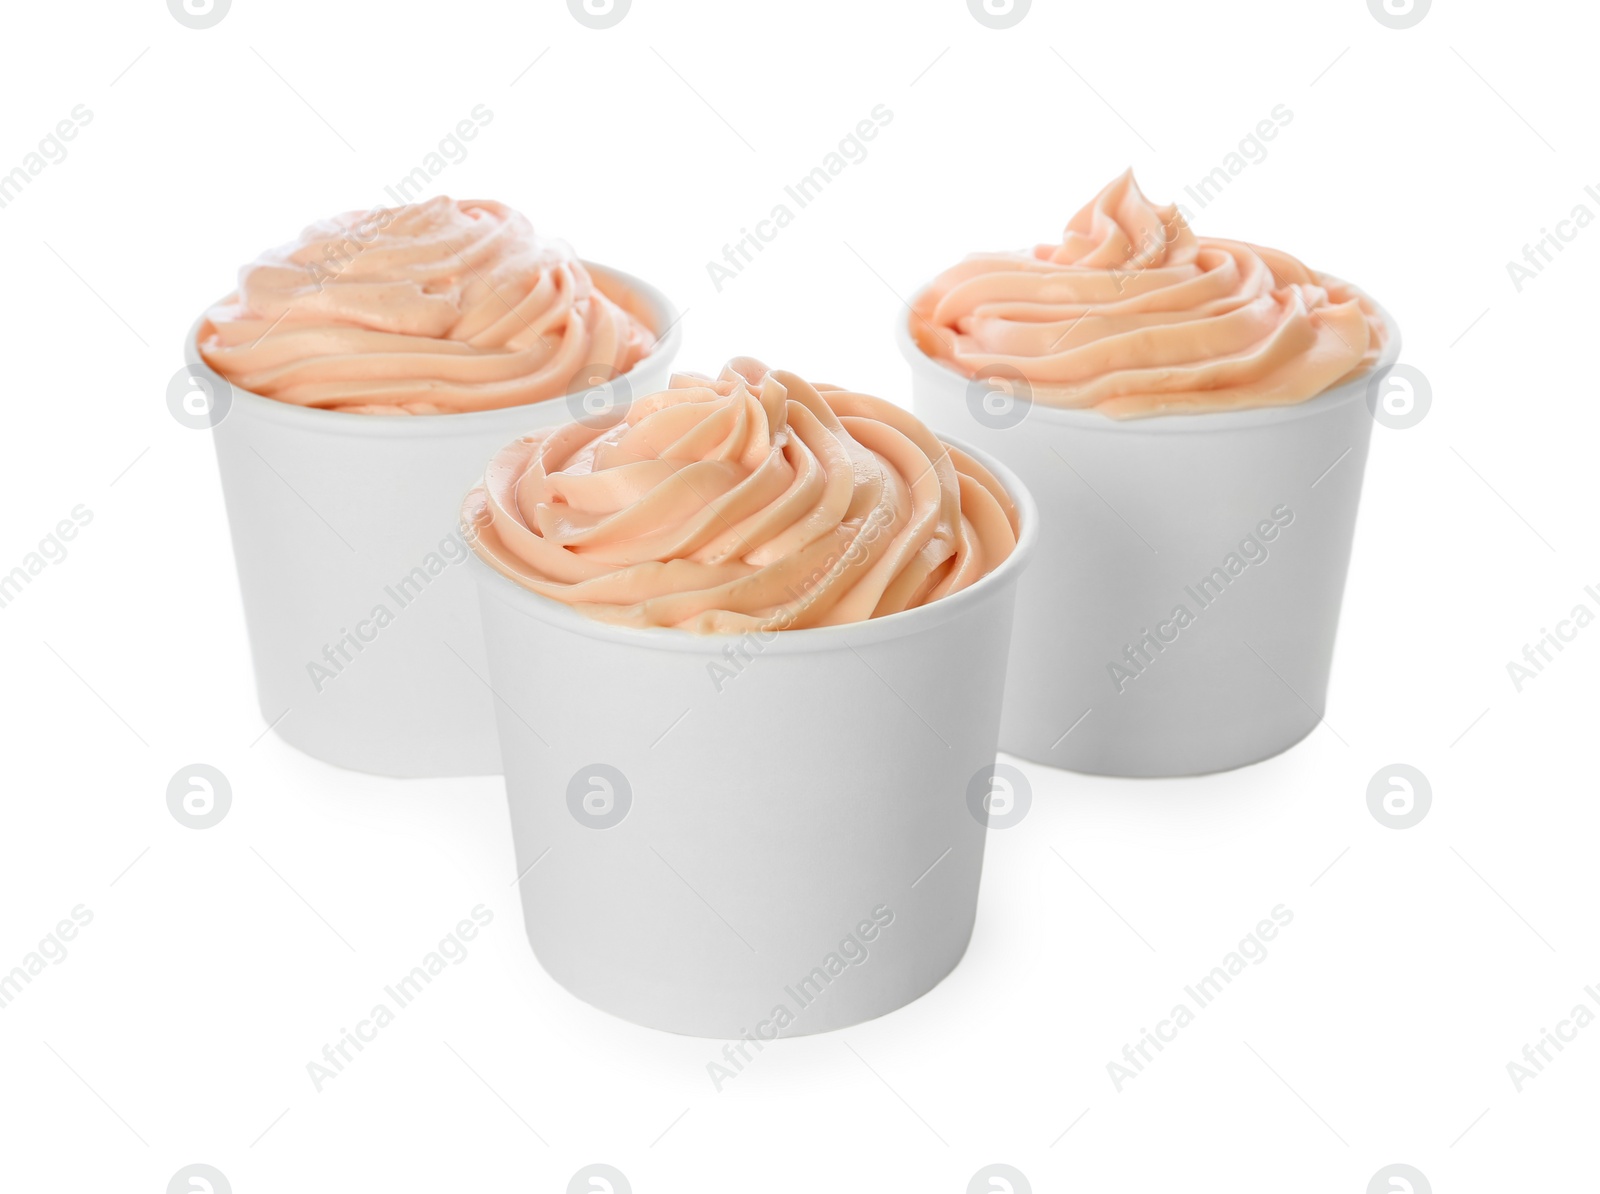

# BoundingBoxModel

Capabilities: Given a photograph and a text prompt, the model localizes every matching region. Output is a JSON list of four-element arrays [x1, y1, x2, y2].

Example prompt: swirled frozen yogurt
[[199, 197, 658, 415], [910, 170, 1388, 418], [462, 358, 1020, 632]]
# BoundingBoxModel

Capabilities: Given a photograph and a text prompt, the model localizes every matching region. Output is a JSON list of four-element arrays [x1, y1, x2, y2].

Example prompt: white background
[[1, 0, 1596, 1190]]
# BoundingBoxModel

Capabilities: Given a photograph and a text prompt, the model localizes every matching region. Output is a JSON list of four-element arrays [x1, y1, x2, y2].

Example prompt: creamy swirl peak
[[463, 359, 1020, 632], [911, 170, 1389, 418], [199, 198, 657, 415]]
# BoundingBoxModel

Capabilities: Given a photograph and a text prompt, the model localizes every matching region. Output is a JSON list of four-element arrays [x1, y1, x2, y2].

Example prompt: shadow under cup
[[469, 437, 1038, 1038], [186, 263, 681, 778], [898, 299, 1402, 778]]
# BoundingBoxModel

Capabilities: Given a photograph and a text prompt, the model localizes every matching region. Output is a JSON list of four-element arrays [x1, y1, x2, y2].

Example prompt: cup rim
[[894, 272, 1403, 434], [466, 432, 1040, 655], [183, 260, 683, 440]]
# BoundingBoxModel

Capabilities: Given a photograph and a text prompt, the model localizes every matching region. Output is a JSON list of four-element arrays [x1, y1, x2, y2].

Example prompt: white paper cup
[[470, 438, 1037, 1038], [185, 264, 681, 778], [897, 299, 1400, 778]]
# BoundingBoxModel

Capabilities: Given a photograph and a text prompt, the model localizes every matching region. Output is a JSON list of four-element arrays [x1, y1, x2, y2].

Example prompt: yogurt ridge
[[464, 358, 1020, 632], [911, 171, 1389, 418], [200, 197, 657, 415]]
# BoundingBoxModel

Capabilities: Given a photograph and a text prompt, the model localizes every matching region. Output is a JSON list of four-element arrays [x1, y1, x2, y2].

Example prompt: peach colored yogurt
[[911, 170, 1388, 418], [199, 197, 656, 415], [463, 358, 1019, 632]]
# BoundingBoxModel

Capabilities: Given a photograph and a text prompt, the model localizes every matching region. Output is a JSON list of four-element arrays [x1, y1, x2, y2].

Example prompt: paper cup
[[470, 439, 1037, 1038], [897, 299, 1401, 777], [185, 264, 681, 778]]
